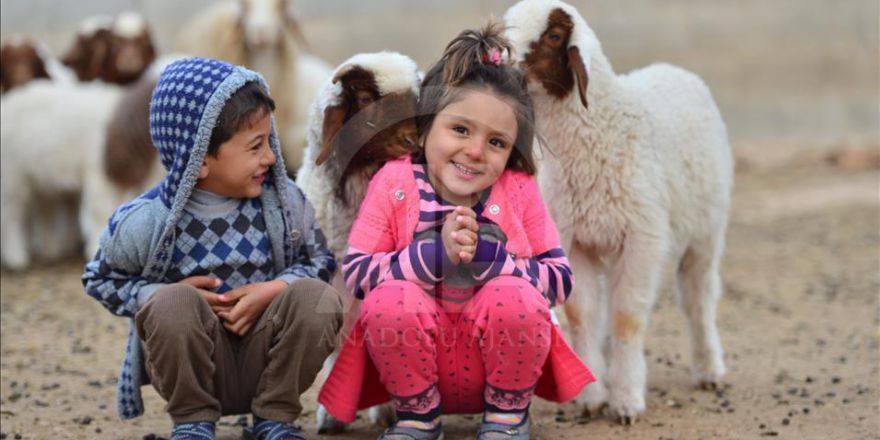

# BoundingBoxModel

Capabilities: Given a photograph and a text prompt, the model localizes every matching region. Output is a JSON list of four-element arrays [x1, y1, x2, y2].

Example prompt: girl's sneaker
[[476, 413, 530, 440], [378, 423, 444, 440]]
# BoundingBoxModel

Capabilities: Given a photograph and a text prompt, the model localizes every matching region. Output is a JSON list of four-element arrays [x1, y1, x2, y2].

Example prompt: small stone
[[831, 377, 842, 384], [805, 376, 814, 384], [782, 418, 790, 426]]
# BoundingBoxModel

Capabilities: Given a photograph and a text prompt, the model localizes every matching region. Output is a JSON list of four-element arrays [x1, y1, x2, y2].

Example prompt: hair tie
[[482, 48, 503, 66]]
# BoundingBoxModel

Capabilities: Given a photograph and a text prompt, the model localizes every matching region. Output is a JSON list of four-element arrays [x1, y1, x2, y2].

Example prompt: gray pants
[[135, 278, 343, 424]]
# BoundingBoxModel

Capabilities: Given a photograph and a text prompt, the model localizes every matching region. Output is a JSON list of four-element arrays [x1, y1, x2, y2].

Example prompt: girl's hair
[[416, 21, 536, 175]]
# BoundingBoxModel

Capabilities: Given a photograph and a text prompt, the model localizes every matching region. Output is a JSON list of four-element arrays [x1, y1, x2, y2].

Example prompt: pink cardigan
[[318, 156, 594, 421]]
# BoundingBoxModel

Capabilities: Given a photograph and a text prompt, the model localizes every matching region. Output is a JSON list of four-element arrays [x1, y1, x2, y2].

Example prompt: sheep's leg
[[564, 244, 609, 417], [678, 243, 726, 389], [606, 232, 667, 424], [1, 187, 31, 270]]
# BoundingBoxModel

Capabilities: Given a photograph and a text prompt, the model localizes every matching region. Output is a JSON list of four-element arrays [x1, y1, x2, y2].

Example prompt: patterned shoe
[[378, 423, 444, 440], [169, 421, 215, 440], [244, 416, 307, 440], [476, 414, 530, 440]]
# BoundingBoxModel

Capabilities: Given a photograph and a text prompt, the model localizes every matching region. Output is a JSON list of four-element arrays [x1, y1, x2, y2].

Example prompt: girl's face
[[424, 89, 517, 206]]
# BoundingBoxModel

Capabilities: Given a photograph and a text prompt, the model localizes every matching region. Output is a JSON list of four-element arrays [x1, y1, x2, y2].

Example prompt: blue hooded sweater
[[81, 57, 336, 419]]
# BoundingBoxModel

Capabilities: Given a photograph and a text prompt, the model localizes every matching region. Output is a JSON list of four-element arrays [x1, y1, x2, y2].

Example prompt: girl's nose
[[463, 138, 484, 161]]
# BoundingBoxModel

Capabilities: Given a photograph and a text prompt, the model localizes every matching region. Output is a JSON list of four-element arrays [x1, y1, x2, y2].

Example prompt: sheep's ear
[[316, 104, 347, 166], [332, 64, 358, 85], [282, 9, 311, 51], [568, 45, 588, 110]]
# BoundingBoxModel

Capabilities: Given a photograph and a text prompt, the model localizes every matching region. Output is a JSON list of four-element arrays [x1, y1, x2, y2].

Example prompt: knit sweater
[[343, 158, 573, 305], [81, 58, 335, 420]]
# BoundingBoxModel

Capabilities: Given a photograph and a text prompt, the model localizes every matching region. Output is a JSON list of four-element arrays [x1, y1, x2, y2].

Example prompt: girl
[[319, 23, 594, 440]]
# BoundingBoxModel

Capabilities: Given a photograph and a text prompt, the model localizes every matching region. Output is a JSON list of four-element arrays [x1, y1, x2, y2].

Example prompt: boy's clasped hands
[[442, 205, 480, 265], [178, 276, 286, 336]]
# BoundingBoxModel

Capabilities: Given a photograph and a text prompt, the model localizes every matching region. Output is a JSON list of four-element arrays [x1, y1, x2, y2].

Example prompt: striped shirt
[[344, 162, 573, 306]]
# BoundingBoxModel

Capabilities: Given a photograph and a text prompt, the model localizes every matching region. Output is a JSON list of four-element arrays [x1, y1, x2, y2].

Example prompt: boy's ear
[[198, 160, 210, 179]]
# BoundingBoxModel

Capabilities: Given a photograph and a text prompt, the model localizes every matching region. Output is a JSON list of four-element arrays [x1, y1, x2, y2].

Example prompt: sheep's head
[[504, 0, 589, 110], [62, 13, 156, 85], [238, 0, 308, 51], [317, 65, 419, 173], [0, 37, 49, 94], [62, 16, 114, 82], [106, 12, 156, 84]]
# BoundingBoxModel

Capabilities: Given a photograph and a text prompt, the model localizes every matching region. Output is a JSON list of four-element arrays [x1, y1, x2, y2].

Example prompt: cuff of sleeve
[[137, 283, 166, 308], [275, 274, 301, 285]]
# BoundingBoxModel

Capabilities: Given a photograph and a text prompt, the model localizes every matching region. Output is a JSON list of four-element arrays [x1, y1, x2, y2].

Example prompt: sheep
[[61, 12, 156, 85], [294, 51, 421, 434], [1, 36, 50, 94], [0, 43, 169, 270], [0, 81, 123, 269], [176, 0, 332, 176], [504, 0, 734, 424]]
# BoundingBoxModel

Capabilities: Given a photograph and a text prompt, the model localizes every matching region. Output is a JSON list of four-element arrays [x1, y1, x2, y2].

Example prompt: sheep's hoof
[[316, 405, 347, 434], [699, 380, 720, 391], [368, 404, 396, 427], [618, 414, 637, 426], [579, 402, 607, 419]]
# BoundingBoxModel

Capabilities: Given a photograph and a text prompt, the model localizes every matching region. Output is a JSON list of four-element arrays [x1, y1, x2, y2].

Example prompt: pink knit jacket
[[318, 156, 594, 421]]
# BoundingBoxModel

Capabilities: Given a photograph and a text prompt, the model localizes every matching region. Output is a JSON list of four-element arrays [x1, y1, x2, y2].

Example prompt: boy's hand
[[179, 275, 226, 307], [441, 206, 478, 265], [215, 280, 287, 336]]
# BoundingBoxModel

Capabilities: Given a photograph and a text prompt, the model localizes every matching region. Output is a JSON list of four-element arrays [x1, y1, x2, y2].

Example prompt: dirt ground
[[1, 148, 878, 440]]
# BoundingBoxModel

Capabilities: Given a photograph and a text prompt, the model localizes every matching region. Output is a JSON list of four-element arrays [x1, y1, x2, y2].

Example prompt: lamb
[[1, 36, 50, 94], [504, 0, 733, 423], [61, 12, 156, 85], [0, 30, 166, 270], [176, 0, 332, 176], [0, 81, 123, 269], [294, 51, 421, 434]]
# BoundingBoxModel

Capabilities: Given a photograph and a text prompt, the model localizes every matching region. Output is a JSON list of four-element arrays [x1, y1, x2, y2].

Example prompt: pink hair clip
[[482, 49, 503, 66]]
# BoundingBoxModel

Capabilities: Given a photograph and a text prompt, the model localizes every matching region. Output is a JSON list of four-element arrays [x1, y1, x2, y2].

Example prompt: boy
[[83, 57, 342, 440]]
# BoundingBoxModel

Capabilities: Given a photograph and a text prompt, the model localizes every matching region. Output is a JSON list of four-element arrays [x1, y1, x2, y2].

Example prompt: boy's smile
[[424, 89, 517, 206], [197, 112, 276, 199]]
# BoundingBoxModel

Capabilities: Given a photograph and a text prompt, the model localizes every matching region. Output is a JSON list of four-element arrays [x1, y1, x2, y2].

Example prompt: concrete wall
[[2, 0, 878, 145]]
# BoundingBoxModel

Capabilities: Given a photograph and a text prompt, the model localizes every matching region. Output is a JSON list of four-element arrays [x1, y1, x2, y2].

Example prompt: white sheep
[[0, 81, 122, 269], [295, 51, 421, 434], [176, 0, 332, 176], [504, 0, 733, 423], [0, 46, 169, 270]]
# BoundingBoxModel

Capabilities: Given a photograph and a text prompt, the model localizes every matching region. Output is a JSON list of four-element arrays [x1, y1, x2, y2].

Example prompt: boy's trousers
[[135, 278, 343, 423]]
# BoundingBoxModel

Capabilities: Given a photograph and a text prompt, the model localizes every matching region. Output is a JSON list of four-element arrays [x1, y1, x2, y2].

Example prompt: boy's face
[[197, 112, 276, 198]]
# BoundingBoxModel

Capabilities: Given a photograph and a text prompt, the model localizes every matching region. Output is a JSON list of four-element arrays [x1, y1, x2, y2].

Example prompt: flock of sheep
[[0, 0, 733, 427]]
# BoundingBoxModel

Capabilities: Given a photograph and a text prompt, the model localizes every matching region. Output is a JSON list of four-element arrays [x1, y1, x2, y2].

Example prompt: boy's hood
[[149, 57, 290, 210]]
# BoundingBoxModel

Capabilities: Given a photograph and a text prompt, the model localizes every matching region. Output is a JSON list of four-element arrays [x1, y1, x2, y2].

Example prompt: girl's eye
[[489, 138, 507, 148], [453, 126, 468, 135], [549, 33, 561, 43]]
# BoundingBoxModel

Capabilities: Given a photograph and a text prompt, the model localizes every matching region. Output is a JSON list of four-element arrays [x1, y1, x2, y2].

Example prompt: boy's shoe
[[169, 421, 216, 440], [476, 414, 530, 440], [243, 416, 307, 440], [378, 423, 444, 440]]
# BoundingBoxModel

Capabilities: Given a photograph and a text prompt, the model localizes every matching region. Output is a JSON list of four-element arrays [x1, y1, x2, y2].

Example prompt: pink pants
[[360, 276, 552, 418]]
